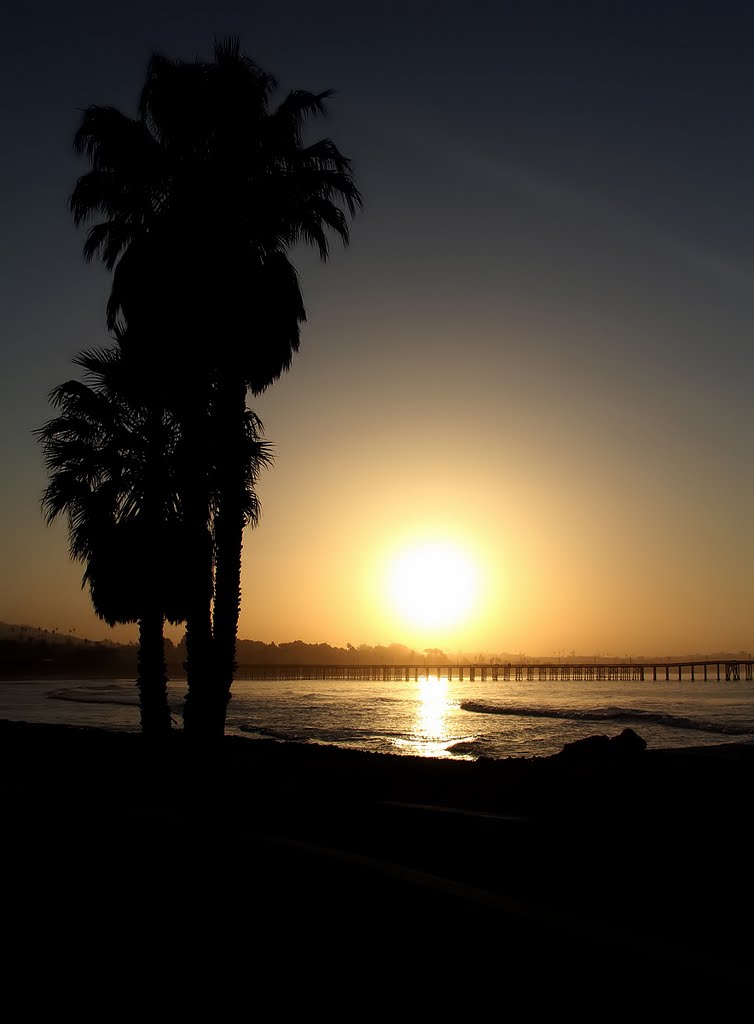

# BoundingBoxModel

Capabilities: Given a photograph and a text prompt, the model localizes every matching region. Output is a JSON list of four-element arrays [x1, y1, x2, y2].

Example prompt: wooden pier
[[236, 659, 754, 683]]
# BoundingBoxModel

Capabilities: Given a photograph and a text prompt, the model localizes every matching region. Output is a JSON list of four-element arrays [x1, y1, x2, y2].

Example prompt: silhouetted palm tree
[[69, 36, 361, 738], [38, 342, 273, 736], [36, 345, 190, 735]]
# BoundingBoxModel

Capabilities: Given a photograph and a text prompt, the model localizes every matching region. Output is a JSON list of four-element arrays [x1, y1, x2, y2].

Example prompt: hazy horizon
[[1, 3, 752, 657], [3, 619, 751, 665]]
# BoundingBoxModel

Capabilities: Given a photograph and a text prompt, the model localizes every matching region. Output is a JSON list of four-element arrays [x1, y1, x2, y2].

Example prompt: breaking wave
[[460, 701, 753, 736], [47, 683, 139, 708]]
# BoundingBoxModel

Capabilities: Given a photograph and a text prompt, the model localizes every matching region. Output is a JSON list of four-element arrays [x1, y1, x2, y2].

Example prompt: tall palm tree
[[36, 345, 190, 736], [69, 36, 361, 738]]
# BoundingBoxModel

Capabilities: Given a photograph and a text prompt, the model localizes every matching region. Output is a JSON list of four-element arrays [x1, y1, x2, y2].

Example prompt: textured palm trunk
[[181, 595, 215, 737], [180, 519, 216, 738], [136, 428, 173, 738], [212, 506, 244, 712], [179, 407, 218, 741], [136, 607, 171, 736], [209, 376, 248, 737]]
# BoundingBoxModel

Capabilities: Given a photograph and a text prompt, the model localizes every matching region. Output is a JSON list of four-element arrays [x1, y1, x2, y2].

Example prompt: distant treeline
[[234, 641, 445, 666], [1, 623, 749, 679], [0, 624, 139, 678], [0, 626, 486, 678]]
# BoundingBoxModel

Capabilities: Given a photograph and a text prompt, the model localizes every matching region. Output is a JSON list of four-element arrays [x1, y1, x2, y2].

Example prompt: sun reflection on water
[[391, 673, 476, 758], [417, 673, 449, 739]]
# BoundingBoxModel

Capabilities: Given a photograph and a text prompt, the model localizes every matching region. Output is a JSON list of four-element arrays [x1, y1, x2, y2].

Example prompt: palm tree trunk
[[212, 510, 243, 711], [212, 482, 245, 720], [136, 608, 171, 736], [135, 410, 174, 738], [180, 520, 217, 739], [179, 405, 219, 741], [209, 377, 248, 736]]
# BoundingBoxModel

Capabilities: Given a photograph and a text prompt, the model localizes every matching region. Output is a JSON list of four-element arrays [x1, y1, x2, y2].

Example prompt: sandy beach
[[2, 719, 752, 1005]]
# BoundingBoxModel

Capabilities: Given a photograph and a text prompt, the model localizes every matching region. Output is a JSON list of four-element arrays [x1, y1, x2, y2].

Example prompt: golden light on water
[[416, 673, 450, 739], [393, 674, 454, 757]]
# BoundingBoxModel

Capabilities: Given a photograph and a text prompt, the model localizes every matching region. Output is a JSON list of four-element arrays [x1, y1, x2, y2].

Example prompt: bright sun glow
[[388, 541, 479, 630]]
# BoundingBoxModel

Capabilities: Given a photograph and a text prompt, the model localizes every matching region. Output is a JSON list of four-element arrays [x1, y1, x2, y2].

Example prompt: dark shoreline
[[3, 718, 752, 999]]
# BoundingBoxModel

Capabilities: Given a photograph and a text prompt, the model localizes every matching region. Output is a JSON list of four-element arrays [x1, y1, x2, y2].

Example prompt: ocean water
[[2, 674, 754, 759]]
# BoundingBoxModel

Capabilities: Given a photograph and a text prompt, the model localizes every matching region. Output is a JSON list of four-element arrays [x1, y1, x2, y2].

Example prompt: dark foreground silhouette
[[2, 719, 751, 1007]]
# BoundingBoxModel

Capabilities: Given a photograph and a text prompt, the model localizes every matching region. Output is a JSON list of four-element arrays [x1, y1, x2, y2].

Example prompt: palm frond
[[73, 106, 155, 169], [37, 342, 191, 627], [269, 89, 334, 148]]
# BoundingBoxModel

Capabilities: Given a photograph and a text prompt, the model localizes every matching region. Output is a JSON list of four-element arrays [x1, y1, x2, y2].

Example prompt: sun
[[387, 540, 479, 630]]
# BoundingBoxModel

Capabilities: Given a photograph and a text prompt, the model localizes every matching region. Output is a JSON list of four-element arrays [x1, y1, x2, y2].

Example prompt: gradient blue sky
[[1, 1, 752, 656]]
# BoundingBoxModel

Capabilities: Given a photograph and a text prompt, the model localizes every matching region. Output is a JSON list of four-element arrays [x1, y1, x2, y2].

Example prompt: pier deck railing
[[236, 659, 753, 683]]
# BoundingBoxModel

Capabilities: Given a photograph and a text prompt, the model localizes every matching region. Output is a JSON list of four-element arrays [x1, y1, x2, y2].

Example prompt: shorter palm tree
[[37, 340, 274, 736], [36, 344, 191, 736]]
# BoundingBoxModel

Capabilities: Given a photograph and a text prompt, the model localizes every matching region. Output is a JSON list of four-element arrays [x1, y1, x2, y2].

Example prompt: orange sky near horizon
[[6, 301, 752, 659]]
